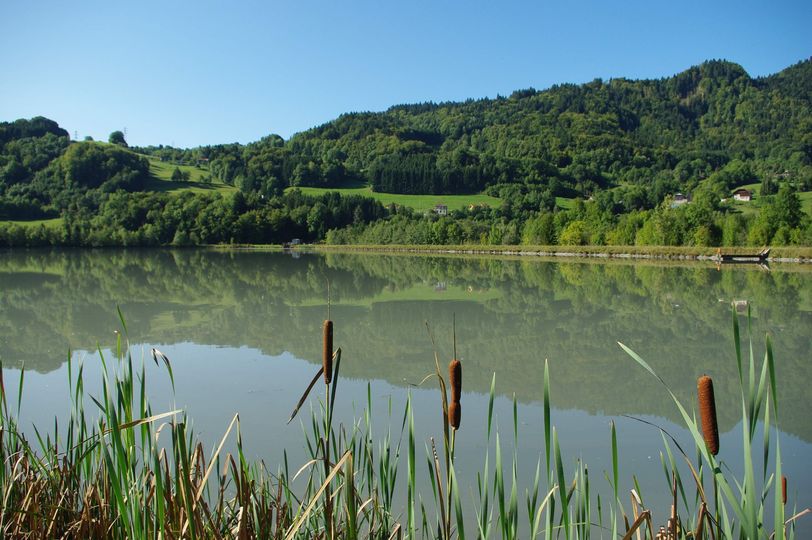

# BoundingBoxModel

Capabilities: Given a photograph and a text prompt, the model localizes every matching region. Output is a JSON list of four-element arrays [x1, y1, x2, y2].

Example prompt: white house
[[733, 189, 752, 202]]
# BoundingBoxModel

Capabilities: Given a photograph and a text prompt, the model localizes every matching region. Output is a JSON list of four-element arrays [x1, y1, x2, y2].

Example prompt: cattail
[[449, 359, 462, 403], [323, 320, 333, 384], [449, 401, 461, 430], [697, 375, 719, 455], [782, 475, 787, 506]]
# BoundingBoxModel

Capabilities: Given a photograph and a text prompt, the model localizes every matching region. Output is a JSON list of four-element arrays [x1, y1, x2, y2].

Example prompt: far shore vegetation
[[2, 59, 812, 248]]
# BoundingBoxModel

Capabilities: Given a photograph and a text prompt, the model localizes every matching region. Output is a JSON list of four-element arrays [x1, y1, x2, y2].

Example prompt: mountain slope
[[128, 58, 810, 203]]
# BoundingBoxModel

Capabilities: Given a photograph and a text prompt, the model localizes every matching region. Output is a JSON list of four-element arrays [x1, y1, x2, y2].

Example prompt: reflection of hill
[[1, 249, 810, 442]]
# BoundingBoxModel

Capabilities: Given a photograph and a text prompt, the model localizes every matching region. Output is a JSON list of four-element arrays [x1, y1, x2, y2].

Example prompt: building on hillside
[[732, 299, 749, 314], [434, 204, 448, 216], [670, 193, 691, 208], [733, 189, 752, 202]]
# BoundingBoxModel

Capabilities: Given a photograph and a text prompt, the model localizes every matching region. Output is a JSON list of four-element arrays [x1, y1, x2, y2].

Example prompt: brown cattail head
[[322, 320, 333, 384], [449, 401, 461, 430], [782, 475, 787, 506], [697, 375, 719, 455], [449, 358, 462, 403]]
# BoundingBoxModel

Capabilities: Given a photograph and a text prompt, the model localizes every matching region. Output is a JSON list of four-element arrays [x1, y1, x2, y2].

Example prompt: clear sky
[[1, 0, 809, 148]]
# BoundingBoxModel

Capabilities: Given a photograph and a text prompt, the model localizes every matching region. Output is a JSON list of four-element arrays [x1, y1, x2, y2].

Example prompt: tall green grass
[[0, 310, 807, 538]]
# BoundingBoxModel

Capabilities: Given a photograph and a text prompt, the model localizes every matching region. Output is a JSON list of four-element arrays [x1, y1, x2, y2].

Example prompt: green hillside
[[129, 59, 812, 203], [2, 58, 811, 247], [143, 155, 237, 195]]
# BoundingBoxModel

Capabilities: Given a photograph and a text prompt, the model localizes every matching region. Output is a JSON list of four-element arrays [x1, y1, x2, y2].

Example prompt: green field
[[555, 196, 575, 210], [800, 190, 812, 215], [286, 185, 501, 211], [143, 156, 237, 195], [724, 182, 762, 215], [729, 182, 812, 216], [1, 218, 64, 228]]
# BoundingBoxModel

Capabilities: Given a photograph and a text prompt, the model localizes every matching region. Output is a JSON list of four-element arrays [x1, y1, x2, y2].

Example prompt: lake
[[1, 248, 810, 534]]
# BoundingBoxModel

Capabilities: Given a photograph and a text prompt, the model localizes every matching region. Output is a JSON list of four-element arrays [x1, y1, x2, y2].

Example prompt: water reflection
[[1, 248, 811, 442]]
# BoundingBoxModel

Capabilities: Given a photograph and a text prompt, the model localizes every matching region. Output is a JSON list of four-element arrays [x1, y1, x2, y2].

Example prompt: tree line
[[326, 184, 810, 247], [0, 189, 387, 247]]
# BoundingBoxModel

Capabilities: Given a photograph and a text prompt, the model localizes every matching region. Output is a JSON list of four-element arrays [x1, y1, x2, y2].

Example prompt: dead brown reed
[[323, 320, 333, 384], [697, 375, 719, 456], [449, 359, 461, 403]]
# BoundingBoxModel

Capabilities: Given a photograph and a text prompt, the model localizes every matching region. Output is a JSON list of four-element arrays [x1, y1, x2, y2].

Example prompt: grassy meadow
[[143, 155, 238, 195], [555, 196, 576, 210], [1, 217, 64, 228], [800, 190, 812, 215], [725, 182, 812, 216], [287, 184, 501, 212]]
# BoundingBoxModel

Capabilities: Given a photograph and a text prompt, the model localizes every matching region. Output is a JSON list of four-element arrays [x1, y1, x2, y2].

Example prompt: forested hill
[[134, 58, 811, 202], [1, 58, 811, 248], [303, 59, 811, 194]]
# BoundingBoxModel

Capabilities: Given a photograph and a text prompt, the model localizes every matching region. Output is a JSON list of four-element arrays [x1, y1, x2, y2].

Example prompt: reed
[[620, 308, 811, 540], [1, 308, 808, 539], [322, 319, 333, 384], [697, 375, 719, 456], [448, 401, 461, 431], [449, 358, 462, 404], [448, 358, 462, 433], [783, 476, 788, 506]]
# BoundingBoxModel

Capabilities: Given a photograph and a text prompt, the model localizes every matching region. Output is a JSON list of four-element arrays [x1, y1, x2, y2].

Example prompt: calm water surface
[[2, 249, 810, 531]]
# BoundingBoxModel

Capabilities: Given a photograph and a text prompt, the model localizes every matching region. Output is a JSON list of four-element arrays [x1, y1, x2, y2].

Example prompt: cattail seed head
[[697, 375, 719, 455], [323, 320, 333, 384], [782, 475, 787, 506], [449, 358, 462, 403], [449, 401, 461, 430]]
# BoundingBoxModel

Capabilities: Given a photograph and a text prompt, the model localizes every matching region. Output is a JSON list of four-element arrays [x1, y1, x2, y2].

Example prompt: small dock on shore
[[716, 248, 770, 263]]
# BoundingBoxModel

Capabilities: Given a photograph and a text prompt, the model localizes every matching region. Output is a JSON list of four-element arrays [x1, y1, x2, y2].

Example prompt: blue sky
[[1, 0, 809, 148]]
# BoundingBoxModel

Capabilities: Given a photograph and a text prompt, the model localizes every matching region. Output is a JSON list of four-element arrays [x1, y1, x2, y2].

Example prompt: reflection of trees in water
[[1, 249, 810, 440]]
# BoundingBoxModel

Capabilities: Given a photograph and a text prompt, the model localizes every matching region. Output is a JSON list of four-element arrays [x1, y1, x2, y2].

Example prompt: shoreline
[[298, 243, 812, 264], [7, 243, 812, 264]]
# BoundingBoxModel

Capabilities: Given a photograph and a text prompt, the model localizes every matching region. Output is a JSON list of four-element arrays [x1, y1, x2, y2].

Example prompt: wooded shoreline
[[227, 243, 812, 264]]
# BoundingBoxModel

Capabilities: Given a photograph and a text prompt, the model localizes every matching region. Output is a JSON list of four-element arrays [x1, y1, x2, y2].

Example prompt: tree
[[721, 213, 746, 246], [522, 212, 556, 245], [307, 201, 329, 238], [171, 167, 190, 182], [772, 184, 803, 229], [559, 220, 587, 245], [109, 131, 128, 147], [760, 176, 777, 196]]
